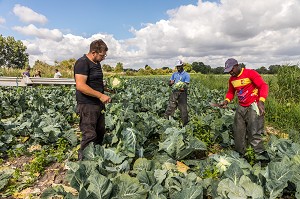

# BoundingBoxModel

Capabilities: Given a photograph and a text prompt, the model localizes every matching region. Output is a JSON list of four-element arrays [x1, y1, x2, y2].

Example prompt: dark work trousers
[[164, 90, 188, 125], [233, 104, 265, 155], [76, 104, 105, 160]]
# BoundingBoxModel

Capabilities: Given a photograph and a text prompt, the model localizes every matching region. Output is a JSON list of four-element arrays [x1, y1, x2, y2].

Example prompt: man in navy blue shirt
[[164, 60, 190, 126]]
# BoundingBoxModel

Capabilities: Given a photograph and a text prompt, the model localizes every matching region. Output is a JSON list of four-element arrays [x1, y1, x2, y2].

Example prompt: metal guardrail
[[0, 77, 25, 86], [0, 76, 75, 86]]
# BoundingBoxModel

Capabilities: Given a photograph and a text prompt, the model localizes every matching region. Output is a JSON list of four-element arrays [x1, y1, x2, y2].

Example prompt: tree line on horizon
[[0, 34, 297, 76]]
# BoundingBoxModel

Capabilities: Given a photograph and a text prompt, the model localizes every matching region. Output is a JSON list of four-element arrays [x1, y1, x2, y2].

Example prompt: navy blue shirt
[[74, 54, 104, 105]]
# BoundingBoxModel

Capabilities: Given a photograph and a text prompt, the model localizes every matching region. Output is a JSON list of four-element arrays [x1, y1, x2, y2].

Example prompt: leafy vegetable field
[[1, 77, 300, 199]]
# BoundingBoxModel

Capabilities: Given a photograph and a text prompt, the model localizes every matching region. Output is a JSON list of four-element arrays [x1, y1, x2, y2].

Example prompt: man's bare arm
[[75, 74, 111, 104]]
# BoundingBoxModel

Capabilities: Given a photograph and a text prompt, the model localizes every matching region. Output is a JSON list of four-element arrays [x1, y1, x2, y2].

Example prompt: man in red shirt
[[219, 58, 270, 165]]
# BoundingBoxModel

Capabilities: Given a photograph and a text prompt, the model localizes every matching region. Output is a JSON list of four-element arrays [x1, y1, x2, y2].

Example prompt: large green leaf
[[154, 169, 167, 184], [133, 158, 158, 172], [41, 185, 76, 199], [86, 174, 113, 199], [136, 170, 156, 189], [148, 184, 167, 199], [69, 163, 95, 191], [217, 178, 247, 199], [104, 148, 127, 164], [159, 128, 185, 159], [265, 157, 293, 199], [223, 163, 243, 184], [112, 173, 147, 199], [172, 186, 203, 199], [239, 175, 264, 199], [105, 160, 130, 173], [62, 130, 78, 146], [296, 181, 300, 199], [82, 143, 104, 160], [0, 172, 11, 191], [118, 128, 137, 157], [177, 136, 206, 159]]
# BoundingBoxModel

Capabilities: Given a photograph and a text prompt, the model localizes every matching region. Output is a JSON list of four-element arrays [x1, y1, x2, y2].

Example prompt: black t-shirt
[[74, 54, 104, 105]]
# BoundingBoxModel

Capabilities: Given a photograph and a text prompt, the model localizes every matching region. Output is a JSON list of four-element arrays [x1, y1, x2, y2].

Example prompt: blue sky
[[1, 0, 202, 40], [1, 0, 300, 69]]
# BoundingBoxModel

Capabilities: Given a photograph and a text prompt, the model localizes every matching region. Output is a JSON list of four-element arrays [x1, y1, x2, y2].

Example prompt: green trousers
[[233, 104, 265, 155]]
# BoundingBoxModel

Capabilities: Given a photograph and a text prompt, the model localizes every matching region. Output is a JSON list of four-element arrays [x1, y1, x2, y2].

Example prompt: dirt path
[[1, 155, 75, 199]]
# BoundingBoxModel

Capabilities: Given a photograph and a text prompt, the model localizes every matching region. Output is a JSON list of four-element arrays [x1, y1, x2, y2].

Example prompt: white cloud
[[13, 24, 63, 41], [0, 17, 5, 24], [24, 34, 101, 66], [122, 0, 300, 68], [22, 0, 300, 69], [13, 4, 47, 24]]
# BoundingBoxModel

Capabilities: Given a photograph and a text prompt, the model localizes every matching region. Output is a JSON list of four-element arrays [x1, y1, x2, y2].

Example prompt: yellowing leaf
[[279, 133, 289, 139], [0, 166, 14, 173], [176, 161, 189, 174], [28, 144, 41, 152], [53, 183, 78, 196], [13, 187, 41, 198], [22, 136, 30, 143], [162, 162, 176, 171]]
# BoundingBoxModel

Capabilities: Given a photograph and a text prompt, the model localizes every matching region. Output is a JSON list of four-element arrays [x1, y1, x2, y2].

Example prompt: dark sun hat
[[224, 58, 238, 73]]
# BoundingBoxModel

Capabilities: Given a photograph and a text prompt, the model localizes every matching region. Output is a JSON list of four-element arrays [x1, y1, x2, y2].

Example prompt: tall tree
[[191, 62, 211, 73], [145, 65, 152, 70], [0, 35, 29, 69], [268, 65, 281, 74], [114, 62, 124, 73], [184, 63, 192, 72], [191, 62, 202, 73], [33, 60, 51, 68], [102, 64, 113, 72], [0, 36, 5, 67], [256, 66, 268, 74], [212, 66, 225, 74], [58, 58, 76, 69]]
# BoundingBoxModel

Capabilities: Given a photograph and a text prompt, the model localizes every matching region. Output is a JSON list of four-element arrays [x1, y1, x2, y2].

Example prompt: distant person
[[33, 70, 41, 77], [54, 69, 62, 78], [218, 58, 270, 165], [22, 67, 31, 77], [164, 60, 190, 126], [74, 39, 111, 160]]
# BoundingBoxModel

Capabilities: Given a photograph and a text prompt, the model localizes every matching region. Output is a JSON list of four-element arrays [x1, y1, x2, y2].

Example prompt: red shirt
[[225, 68, 268, 107]]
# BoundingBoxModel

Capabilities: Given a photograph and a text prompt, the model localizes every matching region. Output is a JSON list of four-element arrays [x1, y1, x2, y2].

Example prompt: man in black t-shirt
[[74, 39, 111, 160]]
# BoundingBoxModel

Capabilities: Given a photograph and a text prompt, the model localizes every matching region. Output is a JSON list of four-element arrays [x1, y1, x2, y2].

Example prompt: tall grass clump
[[268, 65, 300, 143], [0, 67, 25, 77], [191, 74, 228, 91], [276, 65, 300, 103], [266, 98, 300, 132]]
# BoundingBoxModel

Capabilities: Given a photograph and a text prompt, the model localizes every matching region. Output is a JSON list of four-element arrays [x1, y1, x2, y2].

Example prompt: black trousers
[[76, 104, 105, 160], [164, 91, 188, 125]]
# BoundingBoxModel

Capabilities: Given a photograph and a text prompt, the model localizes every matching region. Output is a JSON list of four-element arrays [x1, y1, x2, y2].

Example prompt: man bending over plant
[[219, 58, 270, 165]]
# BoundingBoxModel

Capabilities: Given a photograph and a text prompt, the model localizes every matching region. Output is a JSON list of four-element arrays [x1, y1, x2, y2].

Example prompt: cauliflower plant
[[173, 81, 187, 90], [107, 76, 124, 90], [213, 155, 232, 173], [111, 77, 121, 88]]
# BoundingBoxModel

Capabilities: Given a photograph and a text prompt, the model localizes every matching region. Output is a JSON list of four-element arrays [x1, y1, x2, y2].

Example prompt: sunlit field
[[1, 68, 300, 198]]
